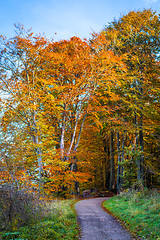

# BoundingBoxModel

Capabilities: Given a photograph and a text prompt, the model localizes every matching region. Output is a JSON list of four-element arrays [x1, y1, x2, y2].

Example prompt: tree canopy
[[0, 9, 159, 197]]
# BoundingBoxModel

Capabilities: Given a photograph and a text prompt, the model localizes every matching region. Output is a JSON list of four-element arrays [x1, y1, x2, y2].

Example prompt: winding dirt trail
[[75, 197, 133, 240]]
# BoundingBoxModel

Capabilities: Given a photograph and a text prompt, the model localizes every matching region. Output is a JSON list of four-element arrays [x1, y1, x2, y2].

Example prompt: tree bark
[[74, 113, 87, 152], [70, 114, 87, 194], [109, 130, 115, 190], [67, 112, 79, 157], [31, 134, 43, 190], [117, 131, 121, 194], [103, 137, 108, 190], [139, 112, 144, 180], [60, 104, 66, 160]]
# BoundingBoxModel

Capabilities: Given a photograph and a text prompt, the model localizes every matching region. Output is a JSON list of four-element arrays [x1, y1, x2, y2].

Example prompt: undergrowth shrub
[[0, 184, 42, 230]]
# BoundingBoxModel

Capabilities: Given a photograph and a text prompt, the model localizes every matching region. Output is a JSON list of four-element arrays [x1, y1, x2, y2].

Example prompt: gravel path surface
[[75, 197, 133, 240]]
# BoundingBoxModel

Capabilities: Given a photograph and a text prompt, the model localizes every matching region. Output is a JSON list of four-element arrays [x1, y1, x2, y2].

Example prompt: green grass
[[0, 200, 79, 240], [103, 189, 160, 240]]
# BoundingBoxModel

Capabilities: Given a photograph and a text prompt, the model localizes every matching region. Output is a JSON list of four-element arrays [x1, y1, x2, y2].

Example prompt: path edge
[[101, 198, 137, 240]]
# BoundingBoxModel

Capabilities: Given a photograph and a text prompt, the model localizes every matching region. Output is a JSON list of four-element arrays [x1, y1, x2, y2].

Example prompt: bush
[[0, 199, 79, 240], [0, 184, 42, 230]]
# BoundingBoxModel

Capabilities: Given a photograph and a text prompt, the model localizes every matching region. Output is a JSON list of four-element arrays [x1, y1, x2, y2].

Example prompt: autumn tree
[[0, 9, 159, 196], [0, 26, 118, 194], [102, 9, 160, 189], [0, 25, 58, 190], [42, 33, 126, 194], [76, 33, 127, 192]]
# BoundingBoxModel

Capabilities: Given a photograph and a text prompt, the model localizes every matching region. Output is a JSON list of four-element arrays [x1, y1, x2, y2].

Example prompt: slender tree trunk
[[120, 131, 126, 188], [67, 112, 79, 157], [70, 114, 87, 194], [107, 141, 110, 189], [134, 110, 141, 182], [109, 130, 115, 190], [138, 76, 144, 182], [27, 117, 43, 191], [32, 109, 43, 190], [104, 157, 107, 190], [117, 131, 121, 194], [60, 105, 66, 160], [31, 134, 43, 190], [67, 106, 85, 157], [74, 113, 87, 152], [139, 112, 144, 180], [103, 138, 108, 190]]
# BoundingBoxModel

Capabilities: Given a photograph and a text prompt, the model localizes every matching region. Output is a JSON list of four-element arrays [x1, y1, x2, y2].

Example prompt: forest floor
[[75, 197, 134, 240]]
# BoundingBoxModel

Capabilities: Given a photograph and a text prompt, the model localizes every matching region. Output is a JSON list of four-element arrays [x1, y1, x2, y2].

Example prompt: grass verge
[[0, 200, 79, 240], [103, 189, 160, 240]]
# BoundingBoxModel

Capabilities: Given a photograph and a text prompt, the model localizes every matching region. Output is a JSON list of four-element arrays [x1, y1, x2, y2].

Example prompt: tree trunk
[[138, 77, 144, 182], [139, 116, 144, 180], [134, 110, 141, 182], [31, 109, 43, 191], [31, 134, 43, 190], [103, 138, 108, 190], [117, 131, 121, 194], [70, 114, 87, 194], [109, 130, 115, 190], [74, 113, 87, 152], [120, 131, 126, 189], [60, 105, 66, 160], [67, 112, 79, 157]]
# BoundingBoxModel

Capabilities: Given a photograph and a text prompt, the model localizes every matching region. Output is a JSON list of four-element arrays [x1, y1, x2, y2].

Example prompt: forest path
[[75, 197, 133, 240]]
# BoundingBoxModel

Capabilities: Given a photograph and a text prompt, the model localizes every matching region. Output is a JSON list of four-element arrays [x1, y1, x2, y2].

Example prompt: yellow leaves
[[0, 18, 159, 196]]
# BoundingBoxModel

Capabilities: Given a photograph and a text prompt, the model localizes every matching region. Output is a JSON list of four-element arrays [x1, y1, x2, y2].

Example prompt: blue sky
[[0, 0, 160, 41]]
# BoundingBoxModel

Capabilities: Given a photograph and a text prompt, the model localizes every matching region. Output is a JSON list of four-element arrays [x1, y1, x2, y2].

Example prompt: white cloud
[[144, 0, 157, 4]]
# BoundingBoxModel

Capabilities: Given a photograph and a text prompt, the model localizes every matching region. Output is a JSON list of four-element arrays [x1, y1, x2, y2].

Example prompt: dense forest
[[0, 9, 159, 197]]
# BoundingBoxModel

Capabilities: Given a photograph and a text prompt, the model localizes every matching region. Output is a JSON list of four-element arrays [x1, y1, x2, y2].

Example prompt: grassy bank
[[103, 189, 160, 240], [0, 200, 79, 240]]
